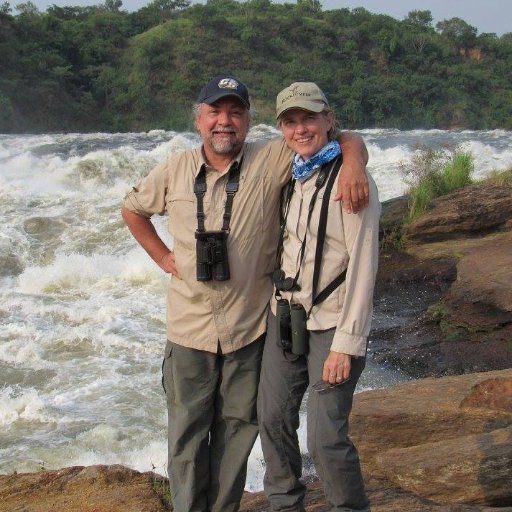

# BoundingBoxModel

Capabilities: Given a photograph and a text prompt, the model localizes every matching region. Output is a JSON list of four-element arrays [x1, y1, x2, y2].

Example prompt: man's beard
[[208, 129, 240, 154]]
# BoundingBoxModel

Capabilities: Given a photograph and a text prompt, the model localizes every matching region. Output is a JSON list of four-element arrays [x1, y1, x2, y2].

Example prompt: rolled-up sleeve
[[330, 177, 381, 356], [123, 158, 171, 217]]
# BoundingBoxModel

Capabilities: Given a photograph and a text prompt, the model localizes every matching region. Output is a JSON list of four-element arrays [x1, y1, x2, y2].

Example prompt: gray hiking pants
[[257, 313, 370, 512], [162, 337, 264, 512]]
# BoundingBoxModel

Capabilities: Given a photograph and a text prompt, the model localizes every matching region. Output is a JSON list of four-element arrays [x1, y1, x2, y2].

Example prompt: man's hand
[[336, 159, 369, 213], [322, 351, 351, 385], [336, 131, 369, 213], [121, 207, 181, 279], [160, 251, 180, 278]]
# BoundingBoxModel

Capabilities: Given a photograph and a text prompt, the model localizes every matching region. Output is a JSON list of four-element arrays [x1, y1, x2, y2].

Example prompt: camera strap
[[274, 155, 348, 315], [274, 159, 336, 295], [309, 156, 347, 316], [194, 158, 243, 233]]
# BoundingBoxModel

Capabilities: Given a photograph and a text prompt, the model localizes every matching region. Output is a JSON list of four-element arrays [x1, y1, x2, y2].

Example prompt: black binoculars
[[195, 230, 230, 281], [275, 299, 309, 355]]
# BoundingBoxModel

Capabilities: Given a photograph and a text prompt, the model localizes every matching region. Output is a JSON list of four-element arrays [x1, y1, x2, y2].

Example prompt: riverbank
[[372, 175, 512, 378], [1, 176, 511, 510], [1, 369, 511, 511]]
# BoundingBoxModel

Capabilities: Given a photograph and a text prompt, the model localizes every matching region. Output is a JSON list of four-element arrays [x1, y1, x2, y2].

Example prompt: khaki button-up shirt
[[271, 170, 381, 357], [124, 138, 292, 353]]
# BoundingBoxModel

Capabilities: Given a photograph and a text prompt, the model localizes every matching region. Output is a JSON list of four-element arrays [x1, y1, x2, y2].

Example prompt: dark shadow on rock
[[370, 252, 458, 378]]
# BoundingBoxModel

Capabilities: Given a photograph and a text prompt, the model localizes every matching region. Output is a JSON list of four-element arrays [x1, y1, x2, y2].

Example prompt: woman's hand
[[322, 351, 351, 385]]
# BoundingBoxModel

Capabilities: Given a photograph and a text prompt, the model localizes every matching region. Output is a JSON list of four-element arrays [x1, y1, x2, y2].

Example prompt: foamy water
[[1, 127, 511, 489]]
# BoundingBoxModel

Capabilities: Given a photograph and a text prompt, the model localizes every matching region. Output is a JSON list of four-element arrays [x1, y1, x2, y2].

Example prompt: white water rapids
[[1, 126, 511, 489]]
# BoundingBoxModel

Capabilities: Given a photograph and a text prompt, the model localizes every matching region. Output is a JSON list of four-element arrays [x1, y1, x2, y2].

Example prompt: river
[[1, 126, 511, 489]]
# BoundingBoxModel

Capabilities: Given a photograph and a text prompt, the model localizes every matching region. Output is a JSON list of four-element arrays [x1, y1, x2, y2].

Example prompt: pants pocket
[[161, 340, 173, 394]]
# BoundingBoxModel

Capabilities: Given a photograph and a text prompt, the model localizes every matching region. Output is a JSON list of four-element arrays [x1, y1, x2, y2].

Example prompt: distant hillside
[[1, 0, 511, 133]]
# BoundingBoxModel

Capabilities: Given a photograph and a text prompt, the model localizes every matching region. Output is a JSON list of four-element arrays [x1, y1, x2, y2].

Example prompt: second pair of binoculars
[[276, 299, 309, 356]]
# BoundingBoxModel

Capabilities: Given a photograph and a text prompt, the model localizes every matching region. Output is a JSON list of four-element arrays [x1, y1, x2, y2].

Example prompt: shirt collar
[[197, 145, 245, 177]]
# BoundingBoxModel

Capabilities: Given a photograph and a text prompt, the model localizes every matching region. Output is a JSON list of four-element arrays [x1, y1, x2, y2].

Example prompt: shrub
[[400, 145, 474, 222], [440, 150, 474, 193], [485, 168, 512, 186]]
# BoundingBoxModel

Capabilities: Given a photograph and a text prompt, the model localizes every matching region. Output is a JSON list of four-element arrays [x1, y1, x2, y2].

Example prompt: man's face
[[195, 97, 250, 157]]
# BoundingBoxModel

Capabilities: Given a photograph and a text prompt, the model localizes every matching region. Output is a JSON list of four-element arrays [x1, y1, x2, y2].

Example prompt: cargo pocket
[[161, 340, 173, 395]]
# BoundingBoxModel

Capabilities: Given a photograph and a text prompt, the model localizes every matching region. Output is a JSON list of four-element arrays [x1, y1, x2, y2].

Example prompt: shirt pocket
[[167, 192, 202, 250]]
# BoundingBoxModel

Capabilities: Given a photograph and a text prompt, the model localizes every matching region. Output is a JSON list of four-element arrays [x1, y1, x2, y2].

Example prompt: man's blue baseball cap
[[197, 75, 250, 109]]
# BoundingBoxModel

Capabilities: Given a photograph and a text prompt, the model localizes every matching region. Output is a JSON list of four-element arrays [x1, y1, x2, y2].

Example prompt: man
[[121, 75, 369, 512]]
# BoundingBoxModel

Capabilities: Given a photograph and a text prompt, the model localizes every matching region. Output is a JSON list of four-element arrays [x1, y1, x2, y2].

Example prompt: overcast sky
[[20, 0, 511, 36]]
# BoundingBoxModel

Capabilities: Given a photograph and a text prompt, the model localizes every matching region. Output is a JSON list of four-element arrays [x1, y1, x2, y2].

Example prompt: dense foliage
[[1, 0, 512, 132]]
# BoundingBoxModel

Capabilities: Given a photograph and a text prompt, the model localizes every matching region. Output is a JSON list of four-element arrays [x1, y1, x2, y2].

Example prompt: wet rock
[[405, 183, 512, 243], [22, 216, 70, 264], [371, 253, 458, 378], [23, 216, 68, 239], [0, 252, 23, 276], [373, 180, 512, 378]]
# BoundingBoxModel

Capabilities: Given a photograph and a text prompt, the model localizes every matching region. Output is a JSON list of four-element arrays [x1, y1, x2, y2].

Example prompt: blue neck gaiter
[[291, 140, 342, 182]]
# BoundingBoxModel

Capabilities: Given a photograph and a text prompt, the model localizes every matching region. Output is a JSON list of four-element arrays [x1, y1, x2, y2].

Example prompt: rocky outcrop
[[376, 426, 512, 505], [373, 179, 512, 378], [2, 370, 511, 511], [405, 182, 512, 243], [353, 371, 512, 508], [0, 465, 170, 512], [352, 371, 512, 472]]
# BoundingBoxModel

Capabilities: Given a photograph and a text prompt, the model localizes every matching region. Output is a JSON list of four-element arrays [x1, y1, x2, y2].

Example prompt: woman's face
[[279, 108, 333, 160]]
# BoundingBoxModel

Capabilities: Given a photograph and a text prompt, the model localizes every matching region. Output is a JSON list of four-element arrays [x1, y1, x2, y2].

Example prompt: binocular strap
[[194, 158, 243, 233], [274, 155, 348, 315]]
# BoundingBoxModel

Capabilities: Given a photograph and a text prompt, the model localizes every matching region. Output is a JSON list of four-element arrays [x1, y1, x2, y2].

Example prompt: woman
[[257, 82, 381, 512]]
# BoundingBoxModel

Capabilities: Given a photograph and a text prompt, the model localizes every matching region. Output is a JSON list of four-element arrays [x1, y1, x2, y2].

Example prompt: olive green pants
[[258, 313, 370, 512], [162, 337, 264, 512]]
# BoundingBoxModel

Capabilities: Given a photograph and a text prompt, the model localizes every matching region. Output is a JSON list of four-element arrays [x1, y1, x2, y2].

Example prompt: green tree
[[15, 0, 38, 14], [297, 0, 321, 14], [436, 17, 477, 48], [404, 9, 433, 29], [130, 0, 189, 32], [104, 0, 122, 11]]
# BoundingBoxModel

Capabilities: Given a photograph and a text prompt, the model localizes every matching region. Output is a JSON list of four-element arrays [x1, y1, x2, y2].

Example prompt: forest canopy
[[1, 0, 511, 132]]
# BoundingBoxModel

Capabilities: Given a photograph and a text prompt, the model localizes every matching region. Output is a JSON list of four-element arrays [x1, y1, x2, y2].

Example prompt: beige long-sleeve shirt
[[270, 169, 381, 357], [123, 138, 292, 354]]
